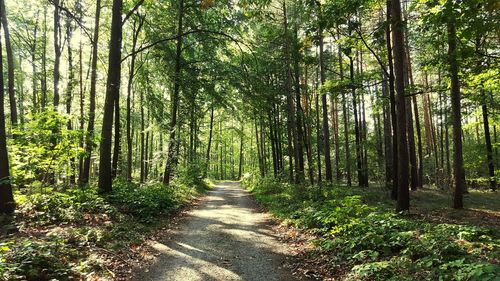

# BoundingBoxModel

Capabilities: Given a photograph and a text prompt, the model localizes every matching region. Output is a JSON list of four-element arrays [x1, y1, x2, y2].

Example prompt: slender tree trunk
[[98, 0, 123, 193], [65, 18, 76, 184], [0, 0, 17, 125], [282, 1, 298, 183], [447, 21, 465, 209], [53, 0, 61, 109], [140, 89, 145, 183], [349, 55, 364, 187], [319, 32, 333, 181], [41, 7, 47, 110], [338, 34, 351, 186], [293, 29, 305, 182], [238, 124, 244, 179], [482, 103, 496, 190], [163, 0, 184, 184], [386, 0, 399, 199], [0, 30, 14, 214], [31, 16, 39, 112], [382, 71, 393, 188], [205, 105, 214, 177], [315, 77, 322, 183], [80, 0, 101, 185], [391, 0, 410, 211]]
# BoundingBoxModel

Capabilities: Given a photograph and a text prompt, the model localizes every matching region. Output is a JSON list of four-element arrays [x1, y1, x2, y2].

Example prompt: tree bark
[[482, 103, 496, 190], [319, 32, 333, 182], [98, 0, 123, 193], [391, 0, 410, 211], [163, 0, 184, 184], [0, 0, 18, 125], [0, 29, 14, 214], [447, 21, 465, 208], [53, 0, 61, 109], [80, 0, 101, 185]]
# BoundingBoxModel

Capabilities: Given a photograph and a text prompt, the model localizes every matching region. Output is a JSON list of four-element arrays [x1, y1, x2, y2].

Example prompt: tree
[[80, 0, 101, 185], [0, 24, 14, 214], [391, 0, 410, 212], [0, 0, 17, 125], [98, 0, 123, 193]]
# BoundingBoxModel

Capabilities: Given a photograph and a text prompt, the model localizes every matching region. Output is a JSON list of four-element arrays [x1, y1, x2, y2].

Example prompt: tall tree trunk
[[482, 103, 496, 190], [382, 71, 393, 188], [447, 21, 465, 209], [80, 0, 100, 185], [65, 18, 76, 184], [112, 94, 121, 177], [319, 32, 333, 182], [53, 0, 61, 109], [0, 30, 14, 214], [282, 0, 298, 183], [293, 29, 305, 183], [315, 78, 322, 183], [140, 89, 145, 183], [386, 0, 399, 199], [31, 15, 39, 113], [338, 33, 351, 186], [391, 0, 410, 211], [163, 0, 184, 185], [205, 105, 214, 177], [238, 124, 244, 179], [350, 55, 363, 187], [98, 0, 123, 193], [41, 7, 47, 110], [0, 0, 17, 125]]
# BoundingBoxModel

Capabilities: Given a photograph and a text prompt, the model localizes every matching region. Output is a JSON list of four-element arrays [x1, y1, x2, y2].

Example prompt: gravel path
[[136, 181, 302, 281]]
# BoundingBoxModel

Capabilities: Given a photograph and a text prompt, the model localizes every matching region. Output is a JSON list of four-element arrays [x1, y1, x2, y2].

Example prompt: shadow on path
[[135, 182, 304, 281]]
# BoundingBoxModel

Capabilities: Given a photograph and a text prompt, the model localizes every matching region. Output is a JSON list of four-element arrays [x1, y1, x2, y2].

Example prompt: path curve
[[136, 181, 302, 281]]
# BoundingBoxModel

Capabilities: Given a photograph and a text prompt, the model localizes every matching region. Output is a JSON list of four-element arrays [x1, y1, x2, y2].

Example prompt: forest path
[[136, 181, 302, 281]]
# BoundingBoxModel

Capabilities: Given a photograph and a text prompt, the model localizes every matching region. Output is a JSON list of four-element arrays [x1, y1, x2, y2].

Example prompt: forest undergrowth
[[242, 175, 500, 281], [0, 175, 212, 281]]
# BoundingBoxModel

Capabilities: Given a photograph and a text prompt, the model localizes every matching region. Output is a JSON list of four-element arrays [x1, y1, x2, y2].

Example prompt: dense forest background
[[0, 0, 499, 280]]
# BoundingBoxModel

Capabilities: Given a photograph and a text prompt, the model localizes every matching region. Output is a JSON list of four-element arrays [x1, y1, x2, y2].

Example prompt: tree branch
[[122, 0, 145, 26]]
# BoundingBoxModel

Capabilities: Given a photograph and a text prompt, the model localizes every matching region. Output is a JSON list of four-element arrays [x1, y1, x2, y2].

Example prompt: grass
[[242, 174, 500, 281], [0, 176, 212, 281]]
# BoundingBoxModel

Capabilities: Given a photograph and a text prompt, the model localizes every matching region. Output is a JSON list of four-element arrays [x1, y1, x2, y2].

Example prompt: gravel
[[136, 181, 302, 281]]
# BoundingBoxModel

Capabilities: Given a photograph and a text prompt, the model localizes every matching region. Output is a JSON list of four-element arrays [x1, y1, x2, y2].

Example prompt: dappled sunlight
[[136, 182, 299, 281]]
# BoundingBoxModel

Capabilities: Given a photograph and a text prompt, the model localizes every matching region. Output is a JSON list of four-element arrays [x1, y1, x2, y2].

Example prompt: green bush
[[242, 174, 500, 281]]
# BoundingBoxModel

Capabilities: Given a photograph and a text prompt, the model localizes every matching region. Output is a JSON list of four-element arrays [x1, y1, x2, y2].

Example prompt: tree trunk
[[238, 124, 244, 179], [319, 33, 333, 182], [205, 105, 214, 177], [0, 0, 18, 125], [282, 1, 298, 183], [98, 0, 123, 193], [447, 21, 465, 209], [386, 0, 399, 199], [350, 55, 364, 187], [80, 0, 101, 185], [53, 0, 61, 109], [391, 0, 410, 211], [0, 30, 14, 214], [41, 7, 48, 110], [65, 18, 76, 184], [163, 0, 184, 185], [482, 103, 496, 190]]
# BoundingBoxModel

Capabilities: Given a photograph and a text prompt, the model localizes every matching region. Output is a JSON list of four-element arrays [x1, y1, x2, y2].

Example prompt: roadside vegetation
[[0, 175, 211, 281], [243, 175, 500, 281]]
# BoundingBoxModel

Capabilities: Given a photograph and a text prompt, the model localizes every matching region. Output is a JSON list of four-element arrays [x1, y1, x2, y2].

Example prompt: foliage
[[0, 175, 210, 280], [243, 175, 500, 280], [9, 110, 85, 186]]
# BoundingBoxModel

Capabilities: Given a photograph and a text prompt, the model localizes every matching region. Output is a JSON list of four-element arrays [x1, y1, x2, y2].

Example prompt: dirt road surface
[[136, 181, 303, 281]]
